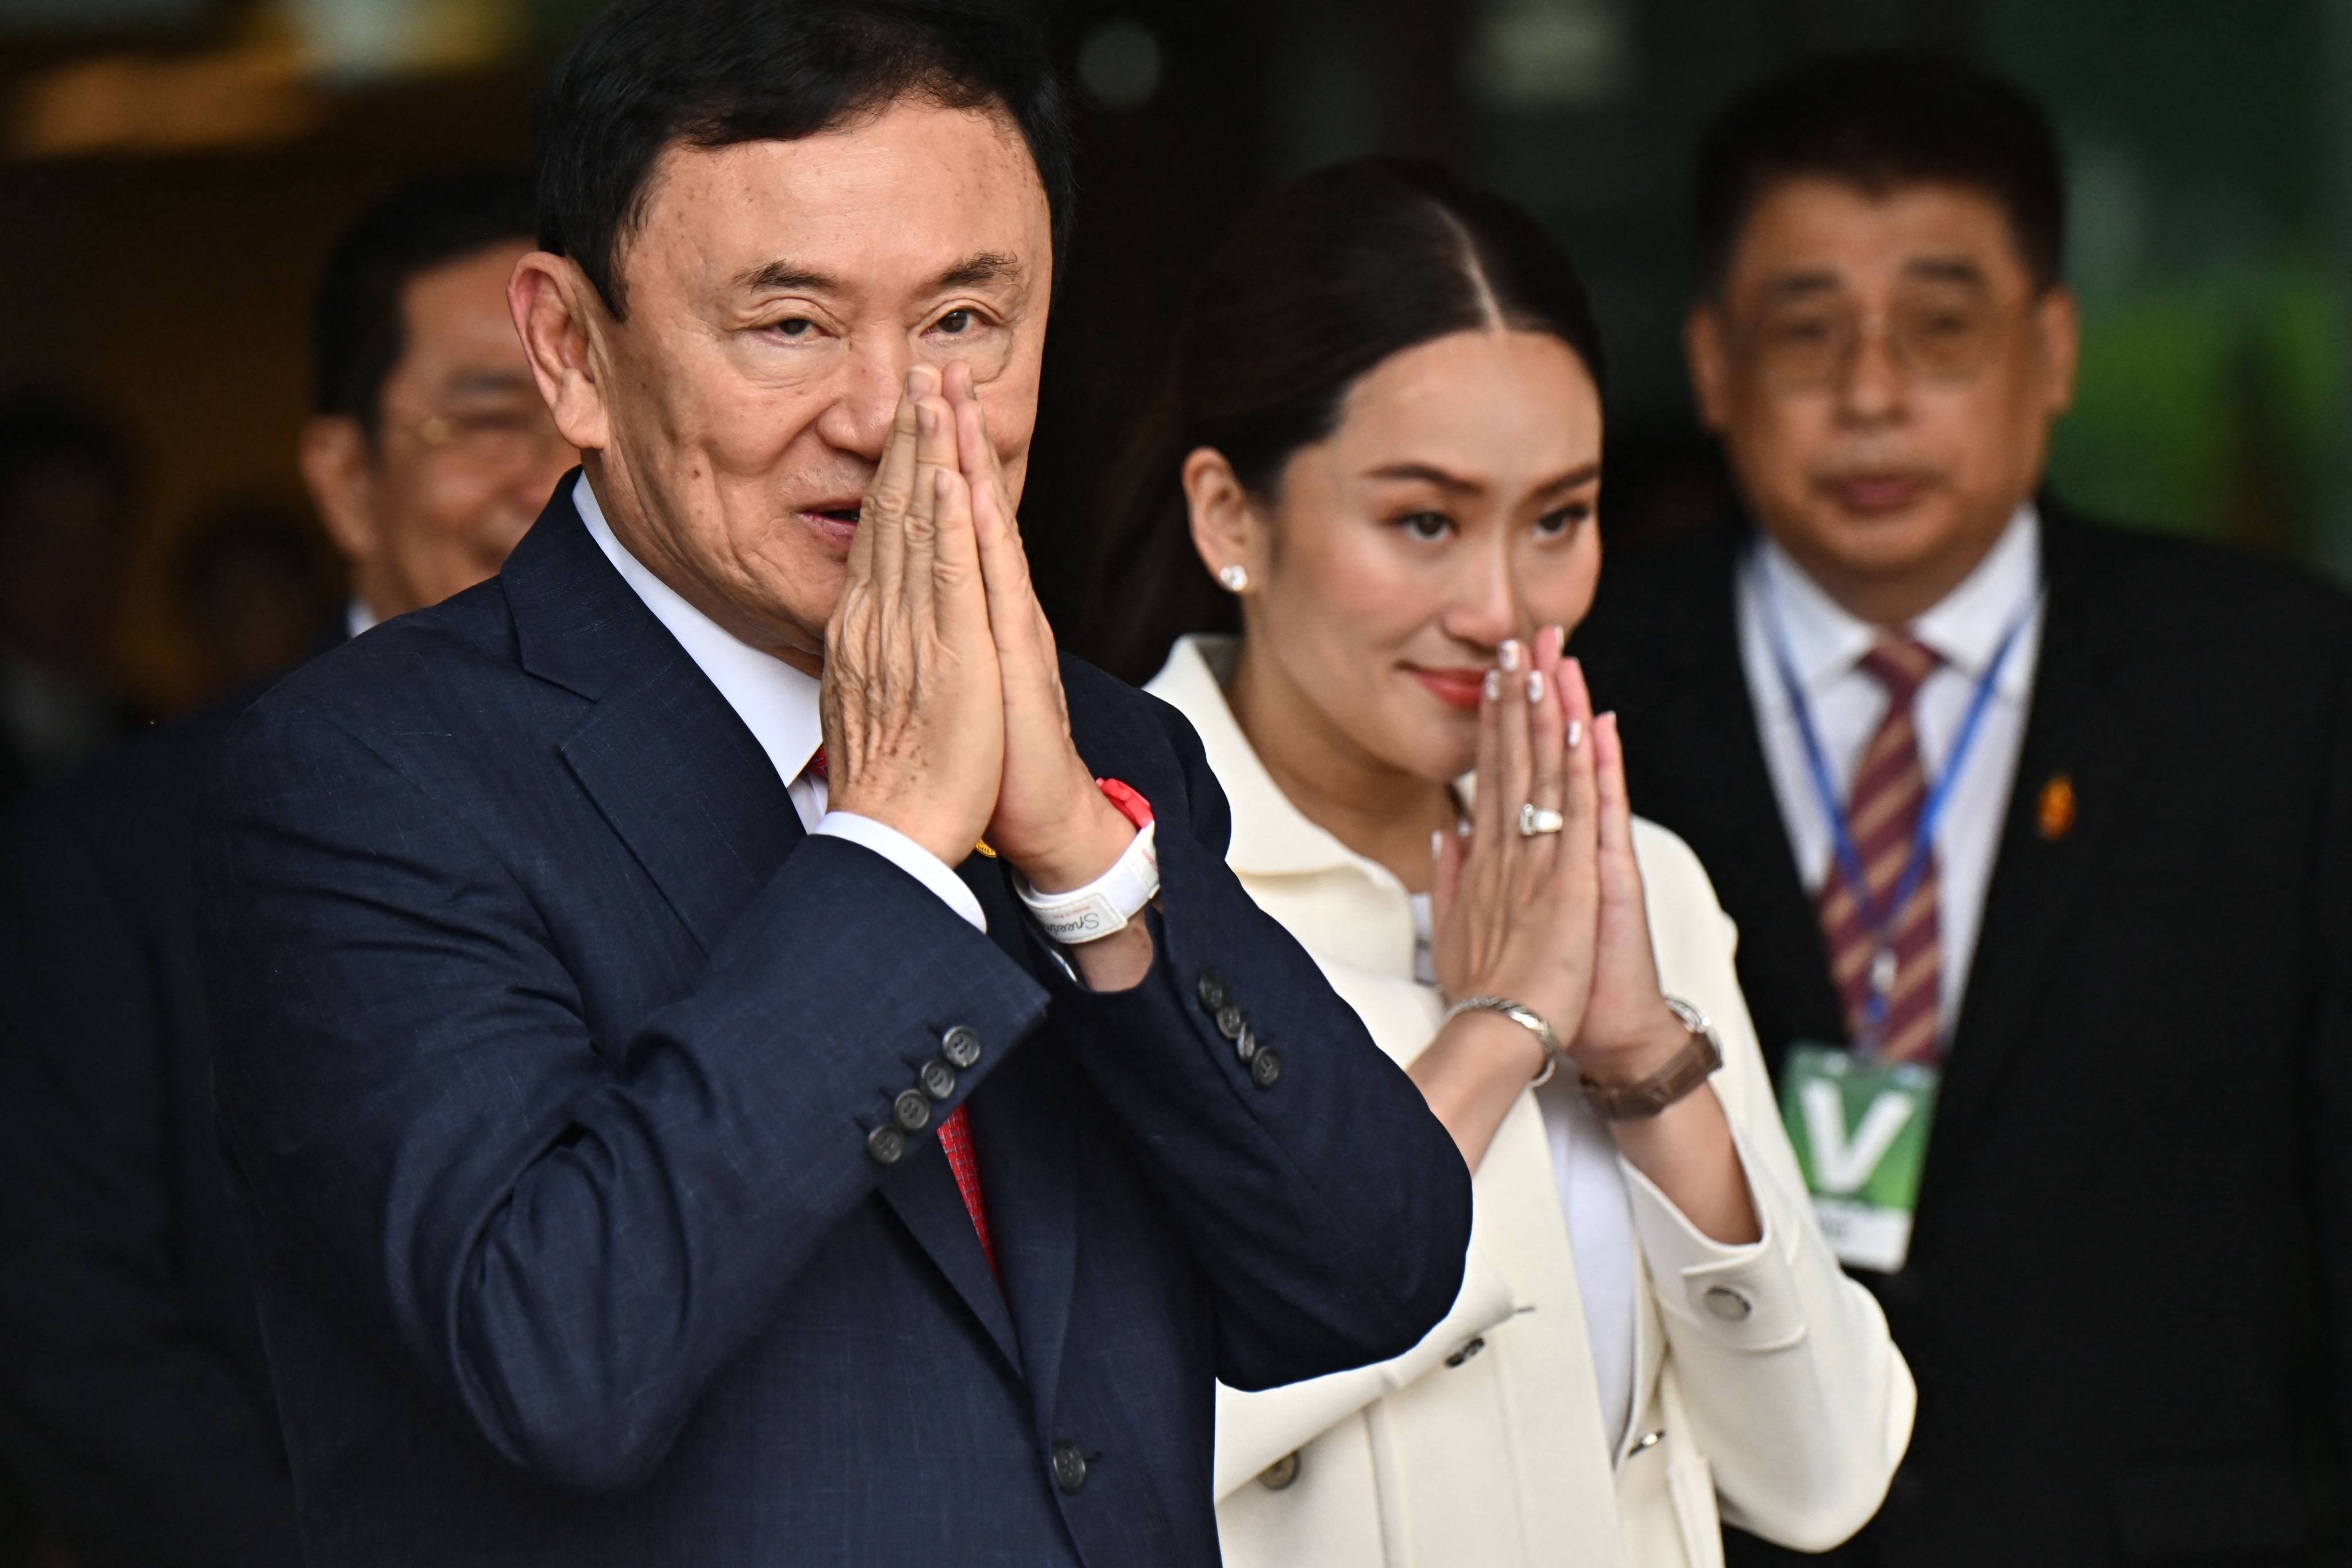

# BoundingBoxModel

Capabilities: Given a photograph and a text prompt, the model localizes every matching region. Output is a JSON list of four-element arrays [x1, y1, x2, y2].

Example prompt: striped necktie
[[806, 746, 998, 1271], [1817, 638, 1944, 1064]]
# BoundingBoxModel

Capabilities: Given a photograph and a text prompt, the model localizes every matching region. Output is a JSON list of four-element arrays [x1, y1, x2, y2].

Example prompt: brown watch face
[[1581, 1029, 1722, 1121]]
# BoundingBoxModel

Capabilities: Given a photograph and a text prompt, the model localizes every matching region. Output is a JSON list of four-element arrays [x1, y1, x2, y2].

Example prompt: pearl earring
[[1218, 564, 1250, 592]]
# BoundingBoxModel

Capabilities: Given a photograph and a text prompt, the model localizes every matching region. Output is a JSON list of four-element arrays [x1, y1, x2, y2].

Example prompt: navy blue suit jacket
[[194, 483, 1472, 1566]]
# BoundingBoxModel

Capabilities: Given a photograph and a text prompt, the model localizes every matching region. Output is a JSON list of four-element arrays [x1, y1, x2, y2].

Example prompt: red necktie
[[1817, 638, 1944, 1063], [806, 747, 997, 1271]]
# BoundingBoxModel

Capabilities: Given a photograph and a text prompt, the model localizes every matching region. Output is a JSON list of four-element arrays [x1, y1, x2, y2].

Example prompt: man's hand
[[821, 366, 1005, 869], [943, 364, 1152, 988]]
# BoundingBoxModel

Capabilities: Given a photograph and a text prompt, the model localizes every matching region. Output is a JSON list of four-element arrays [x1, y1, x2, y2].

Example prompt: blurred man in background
[[0, 166, 566, 1568], [0, 395, 141, 799], [170, 498, 345, 700], [1578, 52, 2352, 1567]]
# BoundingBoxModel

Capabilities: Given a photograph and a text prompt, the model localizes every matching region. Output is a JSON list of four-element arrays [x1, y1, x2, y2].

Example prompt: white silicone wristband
[[1014, 822, 1160, 944]]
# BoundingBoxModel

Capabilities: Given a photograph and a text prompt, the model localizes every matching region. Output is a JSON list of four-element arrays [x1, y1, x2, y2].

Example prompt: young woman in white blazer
[[1095, 158, 1914, 1568]]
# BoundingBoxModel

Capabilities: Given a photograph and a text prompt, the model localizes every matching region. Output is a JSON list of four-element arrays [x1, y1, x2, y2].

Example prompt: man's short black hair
[[312, 167, 539, 433], [1693, 51, 2067, 296], [533, 0, 1075, 320]]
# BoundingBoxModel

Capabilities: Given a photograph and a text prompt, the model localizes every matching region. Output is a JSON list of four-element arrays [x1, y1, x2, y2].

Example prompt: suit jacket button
[[941, 1026, 983, 1069], [920, 1059, 957, 1100], [892, 1089, 932, 1132], [1702, 1285, 1752, 1322], [1196, 970, 1230, 1013], [866, 1125, 907, 1166], [1233, 1022, 1258, 1064], [1250, 1048, 1282, 1088], [1215, 1003, 1246, 1040], [1257, 1451, 1300, 1490], [1051, 1440, 1089, 1494]]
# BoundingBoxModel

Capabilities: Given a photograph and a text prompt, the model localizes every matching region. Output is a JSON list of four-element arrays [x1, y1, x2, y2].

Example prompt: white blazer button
[[1702, 1285, 1753, 1322]]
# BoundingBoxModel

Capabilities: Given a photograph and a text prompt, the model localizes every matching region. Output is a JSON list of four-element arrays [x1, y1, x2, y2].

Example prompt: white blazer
[[1147, 636, 1914, 1568]]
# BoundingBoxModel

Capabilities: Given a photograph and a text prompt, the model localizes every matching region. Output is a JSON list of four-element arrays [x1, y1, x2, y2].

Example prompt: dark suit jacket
[[192, 483, 1472, 1567], [1575, 503, 2352, 1566], [0, 684, 307, 1567]]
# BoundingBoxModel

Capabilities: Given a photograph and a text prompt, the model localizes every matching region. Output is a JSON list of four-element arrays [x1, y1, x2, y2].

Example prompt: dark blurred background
[[0, 0, 2346, 710]]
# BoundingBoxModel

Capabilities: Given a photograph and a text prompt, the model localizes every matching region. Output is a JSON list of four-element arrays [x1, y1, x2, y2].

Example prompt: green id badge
[[1778, 1044, 1937, 1274]]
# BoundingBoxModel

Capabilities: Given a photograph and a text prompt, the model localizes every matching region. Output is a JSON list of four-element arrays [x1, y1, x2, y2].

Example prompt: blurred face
[[1686, 177, 2077, 620], [1196, 329, 1603, 785], [527, 97, 1052, 670], [0, 462, 132, 677], [303, 240, 573, 623]]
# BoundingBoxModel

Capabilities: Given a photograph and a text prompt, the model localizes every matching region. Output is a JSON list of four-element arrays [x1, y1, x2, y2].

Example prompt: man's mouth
[[797, 501, 865, 547], [1819, 470, 1934, 516]]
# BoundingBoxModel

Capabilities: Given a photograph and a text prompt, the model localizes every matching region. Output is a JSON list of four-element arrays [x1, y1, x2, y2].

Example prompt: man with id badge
[[1579, 52, 2352, 1568]]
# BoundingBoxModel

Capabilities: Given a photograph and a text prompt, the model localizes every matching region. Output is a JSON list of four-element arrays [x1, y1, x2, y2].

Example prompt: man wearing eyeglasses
[[1577, 52, 2352, 1567], [0, 168, 571, 1568]]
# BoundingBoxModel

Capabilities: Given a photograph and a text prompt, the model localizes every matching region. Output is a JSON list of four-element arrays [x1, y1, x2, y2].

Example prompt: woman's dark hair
[[1088, 156, 1606, 685], [535, 0, 1073, 320]]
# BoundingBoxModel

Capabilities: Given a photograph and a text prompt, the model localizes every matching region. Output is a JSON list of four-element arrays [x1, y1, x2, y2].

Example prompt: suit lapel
[[960, 854, 1079, 1409], [1930, 509, 2145, 1169], [509, 478, 1030, 1374]]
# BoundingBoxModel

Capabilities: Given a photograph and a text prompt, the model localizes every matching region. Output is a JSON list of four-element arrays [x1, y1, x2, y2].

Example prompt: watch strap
[[1578, 996, 1723, 1120]]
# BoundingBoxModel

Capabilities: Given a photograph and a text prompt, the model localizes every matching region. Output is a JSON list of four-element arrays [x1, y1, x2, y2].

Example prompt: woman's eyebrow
[[1365, 462, 1480, 494], [1532, 462, 1602, 497]]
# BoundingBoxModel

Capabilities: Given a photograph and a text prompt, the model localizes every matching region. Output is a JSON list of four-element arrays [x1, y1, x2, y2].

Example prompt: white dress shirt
[[574, 474, 985, 930], [1735, 504, 2045, 1034]]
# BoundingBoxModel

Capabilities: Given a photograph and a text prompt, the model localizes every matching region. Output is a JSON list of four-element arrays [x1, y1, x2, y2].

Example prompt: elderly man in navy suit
[[192, 2, 1472, 1564]]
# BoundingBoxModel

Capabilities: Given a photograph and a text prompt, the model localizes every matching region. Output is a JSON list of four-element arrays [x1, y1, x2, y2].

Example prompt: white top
[[574, 474, 984, 931], [1409, 893, 1639, 1450], [1150, 635, 1915, 1567], [1735, 504, 2044, 1032]]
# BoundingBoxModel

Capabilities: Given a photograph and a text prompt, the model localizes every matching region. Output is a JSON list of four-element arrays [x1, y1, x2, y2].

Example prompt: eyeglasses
[[1739, 286, 2011, 391], [410, 404, 572, 472]]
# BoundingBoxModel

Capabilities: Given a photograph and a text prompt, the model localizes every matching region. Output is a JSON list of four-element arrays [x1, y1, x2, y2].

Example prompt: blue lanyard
[[1762, 558, 2037, 1041]]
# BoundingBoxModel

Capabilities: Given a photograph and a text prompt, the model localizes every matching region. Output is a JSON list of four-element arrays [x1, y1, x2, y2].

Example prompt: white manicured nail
[[1527, 670, 1544, 703], [1566, 719, 1584, 748], [1431, 829, 1445, 860], [1499, 639, 1521, 672], [1457, 817, 1473, 837], [1482, 670, 1500, 702]]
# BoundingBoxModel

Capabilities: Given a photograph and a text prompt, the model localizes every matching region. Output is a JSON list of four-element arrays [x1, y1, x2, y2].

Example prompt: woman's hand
[[1431, 626, 1597, 1040], [1412, 627, 1598, 1167], [1560, 667, 1694, 1088]]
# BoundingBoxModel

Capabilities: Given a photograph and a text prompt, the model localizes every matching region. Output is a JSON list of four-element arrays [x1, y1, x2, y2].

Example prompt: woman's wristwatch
[[1577, 997, 1723, 1120]]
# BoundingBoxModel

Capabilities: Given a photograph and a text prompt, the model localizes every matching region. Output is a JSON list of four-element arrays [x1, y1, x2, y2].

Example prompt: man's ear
[[509, 252, 613, 454], [299, 414, 378, 570], [2033, 284, 2081, 420], [1684, 303, 1734, 435], [1182, 447, 1267, 586]]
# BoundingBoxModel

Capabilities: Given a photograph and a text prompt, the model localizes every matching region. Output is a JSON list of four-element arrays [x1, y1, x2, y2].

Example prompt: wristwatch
[[1578, 997, 1722, 1121]]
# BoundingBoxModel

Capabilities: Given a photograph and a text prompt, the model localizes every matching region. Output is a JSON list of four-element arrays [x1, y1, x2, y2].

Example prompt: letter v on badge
[[1778, 1045, 1938, 1274]]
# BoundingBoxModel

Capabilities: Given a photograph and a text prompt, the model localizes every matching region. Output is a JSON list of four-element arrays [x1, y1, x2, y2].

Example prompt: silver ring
[[1517, 803, 1565, 837]]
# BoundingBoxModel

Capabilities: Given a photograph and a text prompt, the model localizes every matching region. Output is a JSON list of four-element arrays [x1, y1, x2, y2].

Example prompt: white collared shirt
[[574, 474, 984, 930], [1735, 503, 2045, 1034]]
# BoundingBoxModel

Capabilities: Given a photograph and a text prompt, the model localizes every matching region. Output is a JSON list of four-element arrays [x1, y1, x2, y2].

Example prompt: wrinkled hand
[[941, 363, 1132, 895], [1432, 627, 1600, 1052], [821, 365, 1005, 868]]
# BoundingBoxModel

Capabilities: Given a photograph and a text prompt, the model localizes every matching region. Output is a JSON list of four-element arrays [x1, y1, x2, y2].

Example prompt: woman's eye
[[1399, 511, 1453, 541], [1535, 504, 1591, 537]]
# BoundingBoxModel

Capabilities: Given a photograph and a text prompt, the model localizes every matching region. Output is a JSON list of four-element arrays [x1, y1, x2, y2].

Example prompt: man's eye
[[1399, 512, 1453, 541], [1535, 504, 1590, 536], [771, 318, 817, 339], [934, 309, 977, 335]]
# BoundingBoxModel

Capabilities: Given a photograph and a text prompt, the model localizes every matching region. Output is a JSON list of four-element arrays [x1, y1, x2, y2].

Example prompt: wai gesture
[[822, 364, 1146, 982]]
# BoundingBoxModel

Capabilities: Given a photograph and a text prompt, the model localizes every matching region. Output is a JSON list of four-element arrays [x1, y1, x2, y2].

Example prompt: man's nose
[[815, 334, 913, 461], [1835, 315, 1908, 426]]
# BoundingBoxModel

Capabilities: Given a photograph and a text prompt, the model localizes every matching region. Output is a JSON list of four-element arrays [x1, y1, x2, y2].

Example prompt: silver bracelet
[[1440, 995, 1565, 1086]]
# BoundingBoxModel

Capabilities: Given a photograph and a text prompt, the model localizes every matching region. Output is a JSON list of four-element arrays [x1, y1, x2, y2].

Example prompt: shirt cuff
[[811, 812, 987, 932]]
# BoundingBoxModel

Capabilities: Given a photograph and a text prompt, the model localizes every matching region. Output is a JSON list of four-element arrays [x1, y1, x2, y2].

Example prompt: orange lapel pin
[[2036, 774, 2076, 841]]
